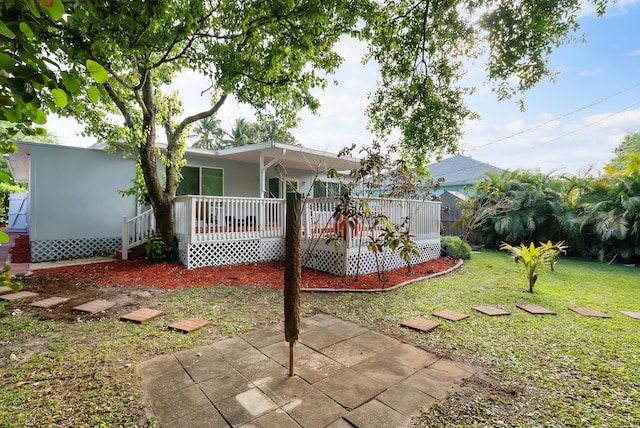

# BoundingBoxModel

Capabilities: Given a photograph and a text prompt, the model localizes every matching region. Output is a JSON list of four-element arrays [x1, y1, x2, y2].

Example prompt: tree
[[254, 119, 297, 145], [222, 118, 257, 148], [189, 116, 224, 151], [363, 0, 610, 166], [42, 0, 361, 250], [609, 132, 640, 170], [1, 0, 73, 152], [15, 0, 616, 252]]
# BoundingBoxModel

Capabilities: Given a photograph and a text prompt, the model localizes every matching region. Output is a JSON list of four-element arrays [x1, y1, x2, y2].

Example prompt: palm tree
[[189, 116, 224, 150], [580, 154, 640, 262], [221, 118, 257, 148], [254, 120, 297, 145]]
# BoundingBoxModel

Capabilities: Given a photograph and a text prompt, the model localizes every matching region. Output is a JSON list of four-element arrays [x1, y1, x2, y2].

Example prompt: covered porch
[[142, 195, 442, 275]]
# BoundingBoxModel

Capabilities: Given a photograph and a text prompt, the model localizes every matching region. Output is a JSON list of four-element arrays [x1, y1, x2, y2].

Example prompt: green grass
[[0, 251, 638, 426]]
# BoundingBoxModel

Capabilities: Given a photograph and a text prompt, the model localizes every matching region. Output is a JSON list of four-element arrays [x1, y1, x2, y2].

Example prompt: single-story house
[[428, 155, 503, 196], [6, 141, 441, 276]]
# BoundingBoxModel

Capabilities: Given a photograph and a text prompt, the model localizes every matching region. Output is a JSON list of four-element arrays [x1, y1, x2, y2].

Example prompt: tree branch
[[103, 83, 135, 129], [172, 94, 228, 139]]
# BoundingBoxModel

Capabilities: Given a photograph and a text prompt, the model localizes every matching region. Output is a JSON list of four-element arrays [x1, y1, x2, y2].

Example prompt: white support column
[[122, 215, 129, 260]]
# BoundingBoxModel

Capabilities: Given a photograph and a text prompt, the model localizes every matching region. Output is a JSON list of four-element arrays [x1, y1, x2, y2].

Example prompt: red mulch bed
[[33, 257, 459, 291], [9, 234, 30, 263]]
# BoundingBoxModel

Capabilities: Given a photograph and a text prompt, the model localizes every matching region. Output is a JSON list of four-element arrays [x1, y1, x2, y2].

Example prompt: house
[[427, 155, 503, 196], [439, 190, 465, 235], [6, 141, 441, 276]]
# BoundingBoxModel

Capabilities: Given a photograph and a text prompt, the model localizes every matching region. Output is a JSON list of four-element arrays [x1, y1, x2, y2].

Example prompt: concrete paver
[[315, 367, 386, 409], [620, 311, 640, 319], [516, 304, 557, 315], [377, 382, 437, 417], [344, 399, 410, 428], [136, 314, 481, 427], [0, 290, 38, 301], [570, 307, 611, 318]]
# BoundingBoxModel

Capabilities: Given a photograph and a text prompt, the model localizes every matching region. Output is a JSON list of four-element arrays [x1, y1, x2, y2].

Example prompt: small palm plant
[[499, 241, 568, 293]]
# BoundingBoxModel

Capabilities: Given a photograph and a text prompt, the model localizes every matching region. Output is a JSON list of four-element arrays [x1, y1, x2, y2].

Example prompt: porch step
[[116, 244, 147, 260]]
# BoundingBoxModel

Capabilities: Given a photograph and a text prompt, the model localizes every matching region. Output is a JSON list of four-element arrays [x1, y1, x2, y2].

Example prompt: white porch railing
[[124, 195, 440, 272], [121, 209, 156, 260], [174, 195, 286, 244], [302, 197, 441, 248]]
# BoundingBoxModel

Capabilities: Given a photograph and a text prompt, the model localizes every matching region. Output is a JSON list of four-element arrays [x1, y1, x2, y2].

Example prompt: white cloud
[[578, 68, 604, 77], [630, 49, 640, 56]]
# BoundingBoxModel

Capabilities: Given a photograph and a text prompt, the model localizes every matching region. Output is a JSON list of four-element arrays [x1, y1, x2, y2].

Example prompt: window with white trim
[[177, 166, 223, 196]]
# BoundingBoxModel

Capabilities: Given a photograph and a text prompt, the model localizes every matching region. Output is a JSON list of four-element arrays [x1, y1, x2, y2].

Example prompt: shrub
[[499, 241, 568, 293], [441, 235, 471, 260], [144, 233, 173, 261]]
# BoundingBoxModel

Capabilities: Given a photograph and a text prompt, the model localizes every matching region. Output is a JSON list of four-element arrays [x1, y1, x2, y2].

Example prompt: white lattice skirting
[[31, 237, 121, 262], [179, 238, 285, 269], [302, 239, 441, 276], [178, 237, 440, 275]]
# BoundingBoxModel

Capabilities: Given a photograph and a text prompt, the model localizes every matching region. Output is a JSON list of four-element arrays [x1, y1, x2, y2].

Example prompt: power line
[[469, 80, 640, 149], [491, 100, 640, 160]]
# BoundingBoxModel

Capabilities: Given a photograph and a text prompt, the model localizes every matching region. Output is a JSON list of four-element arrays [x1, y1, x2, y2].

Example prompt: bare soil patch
[[11, 257, 458, 322]]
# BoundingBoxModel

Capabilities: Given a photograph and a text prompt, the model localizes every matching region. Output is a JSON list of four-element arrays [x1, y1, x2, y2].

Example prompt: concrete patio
[[137, 313, 480, 427]]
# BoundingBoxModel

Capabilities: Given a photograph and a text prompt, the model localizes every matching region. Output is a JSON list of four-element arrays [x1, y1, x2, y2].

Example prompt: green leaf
[[61, 72, 81, 94], [8, 78, 36, 103], [32, 109, 47, 125], [0, 53, 17, 73], [19, 22, 35, 39], [24, 0, 42, 18], [86, 60, 109, 84], [41, 0, 65, 21], [51, 88, 68, 108], [0, 232, 9, 245], [0, 172, 11, 184], [0, 21, 16, 39], [87, 86, 101, 103]]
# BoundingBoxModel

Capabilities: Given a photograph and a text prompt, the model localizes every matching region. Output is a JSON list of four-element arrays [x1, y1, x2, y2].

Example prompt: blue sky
[[47, 1, 640, 175]]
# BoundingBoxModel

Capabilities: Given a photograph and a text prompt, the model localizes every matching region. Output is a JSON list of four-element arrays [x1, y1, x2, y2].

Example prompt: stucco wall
[[28, 143, 138, 242]]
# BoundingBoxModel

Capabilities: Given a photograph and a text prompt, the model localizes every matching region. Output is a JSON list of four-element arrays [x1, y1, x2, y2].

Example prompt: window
[[268, 177, 298, 198], [176, 166, 223, 196], [313, 180, 346, 197]]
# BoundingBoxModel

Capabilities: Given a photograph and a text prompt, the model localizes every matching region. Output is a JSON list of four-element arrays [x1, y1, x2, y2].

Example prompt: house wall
[[185, 153, 260, 197], [26, 143, 138, 261], [185, 152, 339, 198]]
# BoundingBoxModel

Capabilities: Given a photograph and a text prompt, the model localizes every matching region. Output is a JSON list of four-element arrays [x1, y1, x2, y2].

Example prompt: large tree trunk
[[138, 69, 176, 255]]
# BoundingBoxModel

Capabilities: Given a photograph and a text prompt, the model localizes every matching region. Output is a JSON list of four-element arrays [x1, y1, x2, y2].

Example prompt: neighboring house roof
[[427, 155, 503, 187], [441, 190, 466, 200]]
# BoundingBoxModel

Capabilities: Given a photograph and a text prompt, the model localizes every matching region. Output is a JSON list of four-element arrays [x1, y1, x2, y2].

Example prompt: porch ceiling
[[4, 146, 30, 183], [191, 142, 361, 172]]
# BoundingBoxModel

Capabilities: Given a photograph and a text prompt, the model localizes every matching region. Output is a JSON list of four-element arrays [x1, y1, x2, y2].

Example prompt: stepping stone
[[432, 309, 469, 321], [31, 296, 71, 308], [620, 311, 640, 319], [120, 308, 164, 324], [0, 286, 11, 294], [516, 304, 557, 315], [569, 308, 611, 318], [0, 291, 39, 301], [168, 318, 211, 333], [400, 317, 440, 333], [73, 299, 116, 314], [472, 306, 510, 316]]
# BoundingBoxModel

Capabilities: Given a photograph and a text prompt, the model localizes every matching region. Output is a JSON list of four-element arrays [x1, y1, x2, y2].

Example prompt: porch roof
[[5, 141, 362, 187], [187, 142, 361, 172]]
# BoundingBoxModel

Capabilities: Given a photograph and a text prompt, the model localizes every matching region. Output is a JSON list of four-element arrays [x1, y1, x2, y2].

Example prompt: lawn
[[1, 250, 638, 427]]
